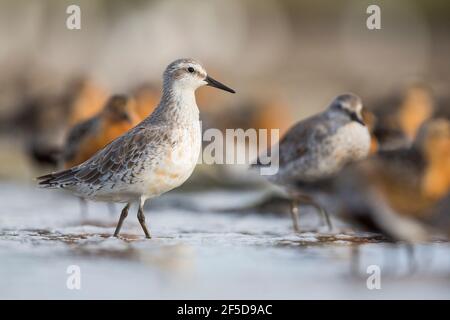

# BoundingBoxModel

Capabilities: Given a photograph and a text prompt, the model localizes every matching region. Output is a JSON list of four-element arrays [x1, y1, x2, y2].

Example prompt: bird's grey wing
[[73, 125, 168, 187], [253, 113, 331, 168], [278, 114, 331, 167], [38, 125, 169, 191]]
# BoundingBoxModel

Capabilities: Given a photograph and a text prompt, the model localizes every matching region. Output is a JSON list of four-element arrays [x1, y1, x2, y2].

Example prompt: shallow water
[[0, 182, 449, 299]]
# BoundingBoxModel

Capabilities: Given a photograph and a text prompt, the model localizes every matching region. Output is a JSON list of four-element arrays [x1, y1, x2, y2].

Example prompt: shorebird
[[337, 118, 450, 273], [361, 108, 379, 154], [427, 193, 450, 239], [371, 83, 435, 151], [254, 93, 371, 232], [66, 77, 109, 127], [38, 58, 235, 238], [10, 76, 107, 167], [337, 118, 450, 242], [61, 94, 140, 217], [62, 94, 140, 169]]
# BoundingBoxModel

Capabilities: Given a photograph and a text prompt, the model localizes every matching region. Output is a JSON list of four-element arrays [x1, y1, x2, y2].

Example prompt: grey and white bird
[[37, 58, 235, 239], [254, 93, 371, 232]]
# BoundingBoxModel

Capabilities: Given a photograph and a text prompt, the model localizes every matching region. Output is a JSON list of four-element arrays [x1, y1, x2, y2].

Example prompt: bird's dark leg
[[301, 196, 333, 231], [350, 244, 361, 276], [137, 197, 151, 239], [114, 203, 130, 237], [79, 197, 88, 218], [290, 199, 300, 232], [317, 205, 333, 231], [405, 242, 417, 274]]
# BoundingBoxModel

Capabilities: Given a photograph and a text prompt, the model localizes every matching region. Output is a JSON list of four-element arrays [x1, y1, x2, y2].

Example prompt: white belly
[[142, 121, 201, 198], [332, 122, 371, 161], [316, 122, 371, 179]]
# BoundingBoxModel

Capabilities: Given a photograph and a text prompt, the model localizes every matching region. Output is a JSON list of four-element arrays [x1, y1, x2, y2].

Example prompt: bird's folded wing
[[38, 125, 170, 188], [75, 125, 169, 184], [278, 115, 330, 166]]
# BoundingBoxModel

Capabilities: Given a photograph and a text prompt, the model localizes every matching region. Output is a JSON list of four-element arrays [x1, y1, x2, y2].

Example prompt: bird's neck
[[152, 84, 199, 124]]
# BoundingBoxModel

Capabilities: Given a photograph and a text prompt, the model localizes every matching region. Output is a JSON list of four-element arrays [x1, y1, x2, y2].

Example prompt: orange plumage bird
[[67, 78, 109, 127], [62, 95, 140, 169], [337, 118, 450, 242], [371, 84, 435, 151], [361, 108, 379, 154]]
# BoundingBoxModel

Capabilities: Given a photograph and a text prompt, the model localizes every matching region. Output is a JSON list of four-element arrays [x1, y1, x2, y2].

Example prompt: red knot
[[337, 118, 450, 243], [255, 93, 371, 232], [61, 94, 140, 217], [62, 94, 140, 169], [38, 58, 235, 239]]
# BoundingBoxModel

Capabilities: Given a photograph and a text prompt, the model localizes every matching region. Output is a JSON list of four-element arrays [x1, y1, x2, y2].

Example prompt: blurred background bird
[[361, 108, 379, 155], [253, 93, 371, 232], [426, 194, 450, 239], [2, 75, 108, 169], [369, 83, 435, 151], [60, 94, 142, 217], [61, 94, 140, 169], [336, 118, 450, 243], [66, 77, 109, 127]]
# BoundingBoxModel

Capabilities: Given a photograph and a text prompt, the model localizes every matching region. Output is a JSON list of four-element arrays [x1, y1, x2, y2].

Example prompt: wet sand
[[0, 182, 449, 299]]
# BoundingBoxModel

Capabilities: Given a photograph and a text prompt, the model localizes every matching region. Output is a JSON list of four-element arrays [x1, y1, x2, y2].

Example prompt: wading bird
[[38, 58, 235, 238]]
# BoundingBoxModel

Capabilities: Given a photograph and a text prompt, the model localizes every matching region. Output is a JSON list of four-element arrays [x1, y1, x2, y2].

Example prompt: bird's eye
[[187, 67, 195, 73]]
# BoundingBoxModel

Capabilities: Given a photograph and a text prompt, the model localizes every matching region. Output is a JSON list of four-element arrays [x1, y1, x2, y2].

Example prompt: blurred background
[[0, 0, 449, 183], [0, 0, 450, 299]]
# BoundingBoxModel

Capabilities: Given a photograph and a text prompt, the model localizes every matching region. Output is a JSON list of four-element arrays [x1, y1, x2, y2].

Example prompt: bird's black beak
[[205, 75, 235, 94], [351, 113, 365, 126]]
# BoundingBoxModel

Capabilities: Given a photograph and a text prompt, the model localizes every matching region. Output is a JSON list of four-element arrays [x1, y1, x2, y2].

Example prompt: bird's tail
[[36, 168, 78, 189]]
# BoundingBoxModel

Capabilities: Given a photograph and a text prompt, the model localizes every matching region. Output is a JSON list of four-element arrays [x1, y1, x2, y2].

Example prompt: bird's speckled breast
[[143, 120, 201, 197]]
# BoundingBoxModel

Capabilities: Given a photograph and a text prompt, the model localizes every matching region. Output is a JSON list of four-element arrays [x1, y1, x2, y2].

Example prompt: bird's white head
[[163, 58, 235, 94], [329, 93, 365, 126]]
